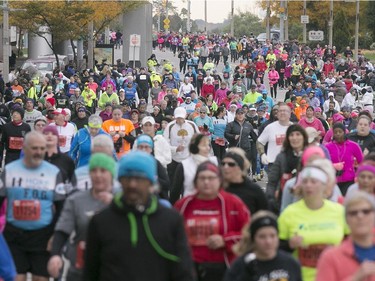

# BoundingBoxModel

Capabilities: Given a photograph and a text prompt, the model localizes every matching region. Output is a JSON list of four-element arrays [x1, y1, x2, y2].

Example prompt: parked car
[[21, 55, 68, 78], [257, 31, 280, 44]]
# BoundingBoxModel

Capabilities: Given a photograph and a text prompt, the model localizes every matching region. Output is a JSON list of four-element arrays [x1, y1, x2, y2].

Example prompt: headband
[[250, 216, 278, 239], [300, 167, 327, 183], [224, 152, 244, 170], [357, 165, 375, 176], [88, 122, 102, 129]]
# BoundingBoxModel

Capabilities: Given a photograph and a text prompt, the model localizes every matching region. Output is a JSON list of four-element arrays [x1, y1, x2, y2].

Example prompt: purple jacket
[[325, 140, 363, 183]]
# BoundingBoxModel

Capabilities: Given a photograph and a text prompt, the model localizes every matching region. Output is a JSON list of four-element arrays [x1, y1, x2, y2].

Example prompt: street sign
[[164, 24, 170, 30], [301, 15, 309, 24], [163, 18, 170, 25], [129, 34, 141, 47], [309, 30, 324, 41]]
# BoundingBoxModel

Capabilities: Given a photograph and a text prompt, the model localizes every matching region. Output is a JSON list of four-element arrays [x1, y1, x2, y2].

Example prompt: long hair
[[282, 124, 308, 152]]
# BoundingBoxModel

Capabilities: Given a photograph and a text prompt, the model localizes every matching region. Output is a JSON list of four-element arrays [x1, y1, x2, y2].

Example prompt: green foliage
[[222, 11, 263, 38], [366, 1, 375, 41], [333, 9, 350, 53]]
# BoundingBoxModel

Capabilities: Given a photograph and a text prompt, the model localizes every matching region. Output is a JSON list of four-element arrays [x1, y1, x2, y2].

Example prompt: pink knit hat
[[301, 146, 325, 166]]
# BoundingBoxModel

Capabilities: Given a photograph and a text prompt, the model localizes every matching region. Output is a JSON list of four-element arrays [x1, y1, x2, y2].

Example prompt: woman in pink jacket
[[268, 65, 280, 99], [316, 191, 375, 281], [325, 122, 363, 196]]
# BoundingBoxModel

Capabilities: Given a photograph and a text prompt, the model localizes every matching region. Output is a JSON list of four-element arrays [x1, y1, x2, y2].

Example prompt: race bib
[[298, 244, 329, 268], [185, 217, 220, 246], [275, 134, 286, 146], [59, 135, 67, 147], [13, 200, 41, 221], [9, 137, 24, 150], [215, 138, 226, 146], [75, 241, 86, 269]]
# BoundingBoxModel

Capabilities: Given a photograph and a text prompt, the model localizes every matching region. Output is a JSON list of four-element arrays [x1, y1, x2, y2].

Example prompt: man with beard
[[0, 131, 65, 281], [83, 151, 194, 281]]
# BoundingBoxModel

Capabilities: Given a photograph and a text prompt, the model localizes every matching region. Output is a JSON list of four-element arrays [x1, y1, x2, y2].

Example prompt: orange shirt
[[295, 106, 307, 120], [102, 118, 135, 158]]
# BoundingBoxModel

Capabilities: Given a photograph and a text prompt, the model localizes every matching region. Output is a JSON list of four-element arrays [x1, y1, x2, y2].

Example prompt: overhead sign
[[163, 18, 170, 25], [309, 30, 324, 41], [164, 24, 170, 30], [129, 34, 141, 47], [301, 15, 309, 24]]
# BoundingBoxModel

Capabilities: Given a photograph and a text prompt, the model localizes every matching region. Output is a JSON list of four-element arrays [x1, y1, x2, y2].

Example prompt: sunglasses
[[347, 208, 374, 217], [78, 109, 85, 112], [200, 112, 206, 114], [221, 161, 237, 167]]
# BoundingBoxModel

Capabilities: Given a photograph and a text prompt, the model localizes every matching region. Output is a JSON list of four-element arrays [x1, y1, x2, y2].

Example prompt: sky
[[173, 0, 263, 24]]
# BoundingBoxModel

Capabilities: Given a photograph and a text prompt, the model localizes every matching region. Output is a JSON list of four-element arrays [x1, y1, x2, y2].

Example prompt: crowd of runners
[[1, 31, 375, 281]]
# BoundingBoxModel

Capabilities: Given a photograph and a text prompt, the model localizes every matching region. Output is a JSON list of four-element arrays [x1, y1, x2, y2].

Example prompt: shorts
[[3, 224, 53, 277], [8, 247, 50, 277]]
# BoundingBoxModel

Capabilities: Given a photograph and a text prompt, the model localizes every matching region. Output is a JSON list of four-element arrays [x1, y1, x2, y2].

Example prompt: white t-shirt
[[257, 121, 291, 163], [50, 122, 77, 153]]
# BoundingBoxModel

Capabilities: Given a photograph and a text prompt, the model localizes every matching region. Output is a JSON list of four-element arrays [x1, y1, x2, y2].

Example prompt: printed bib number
[[275, 134, 286, 146], [215, 138, 226, 147], [9, 137, 24, 150], [185, 217, 220, 246], [13, 200, 41, 221], [298, 244, 328, 268], [75, 241, 86, 269], [59, 135, 67, 147]]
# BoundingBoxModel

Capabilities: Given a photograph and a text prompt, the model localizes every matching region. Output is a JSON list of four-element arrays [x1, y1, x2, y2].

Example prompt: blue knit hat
[[118, 151, 157, 183], [135, 134, 154, 149]]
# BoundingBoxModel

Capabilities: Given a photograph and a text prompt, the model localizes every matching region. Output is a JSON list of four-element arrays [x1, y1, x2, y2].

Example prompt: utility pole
[[204, 0, 207, 33], [3, 0, 9, 83], [230, 0, 234, 36], [88, 21, 94, 69], [187, 0, 191, 32], [302, 0, 306, 44], [329, 0, 333, 47], [285, 0, 288, 41], [157, 5, 161, 32], [354, 0, 359, 60]]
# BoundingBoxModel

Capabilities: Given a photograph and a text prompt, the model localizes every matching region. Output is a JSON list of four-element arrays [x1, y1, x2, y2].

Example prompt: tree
[[366, 1, 375, 42], [222, 11, 263, 38], [333, 9, 350, 52], [258, 0, 369, 44], [9, 1, 144, 67]]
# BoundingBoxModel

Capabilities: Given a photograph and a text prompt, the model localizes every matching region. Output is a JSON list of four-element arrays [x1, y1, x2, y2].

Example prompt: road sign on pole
[[164, 24, 170, 30], [129, 34, 141, 47], [308, 30, 324, 41], [301, 15, 309, 24], [163, 18, 170, 25]]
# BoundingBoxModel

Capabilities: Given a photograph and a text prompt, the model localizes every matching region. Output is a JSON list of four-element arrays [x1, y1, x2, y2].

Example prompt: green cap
[[89, 153, 116, 178]]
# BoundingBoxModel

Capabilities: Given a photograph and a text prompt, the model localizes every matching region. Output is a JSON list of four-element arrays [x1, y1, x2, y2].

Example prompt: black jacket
[[225, 120, 257, 150], [83, 195, 194, 281]]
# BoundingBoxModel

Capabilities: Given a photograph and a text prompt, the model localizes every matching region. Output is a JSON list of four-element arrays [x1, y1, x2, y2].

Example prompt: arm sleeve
[[0, 234, 16, 281], [266, 155, 283, 199], [170, 214, 195, 281], [50, 230, 69, 256], [156, 161, 171, 200], [224, 122, 236, 143], [69, 132, 80, 163], [83, 217, 101, 281], [170, 164, 185, 205]]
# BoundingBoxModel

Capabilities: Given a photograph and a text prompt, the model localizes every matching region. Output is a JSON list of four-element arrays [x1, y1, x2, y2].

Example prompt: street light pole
[[280, 0, 285, 43], [303, 0, 306, 44], [204, 0, 207, 33], [3, 0, 9, 83], [354, 0, 359, 60], [230, 0, 234, 36], [266, 0, 270, 41], [187, 0, 191, 32], [285, 0, 288, 41], [329, 0, 333, 47]]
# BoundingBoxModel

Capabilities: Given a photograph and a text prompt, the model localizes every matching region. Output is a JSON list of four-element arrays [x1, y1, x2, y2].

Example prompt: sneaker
[[252, 175, 257, 182], [257, 174, 262, 181], [260, 169, 264, 179]]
